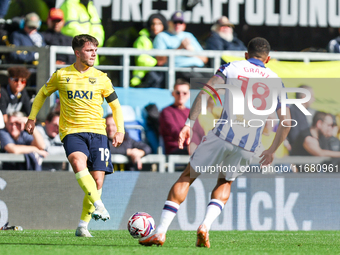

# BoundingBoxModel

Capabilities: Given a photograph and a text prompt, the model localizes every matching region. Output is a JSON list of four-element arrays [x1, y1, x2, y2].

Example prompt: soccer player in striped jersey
[[139, 37, 292, 247], [25, 34, 125, 237]]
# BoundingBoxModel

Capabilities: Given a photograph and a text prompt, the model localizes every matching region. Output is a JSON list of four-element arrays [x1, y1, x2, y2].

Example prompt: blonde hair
[[8, 111, 26, 118]]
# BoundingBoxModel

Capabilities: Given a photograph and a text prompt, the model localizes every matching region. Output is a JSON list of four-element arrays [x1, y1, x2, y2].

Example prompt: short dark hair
[[7, 67, 31, 79], [247, 37, 271, 59], [312, 111, 331, 127], [174, 78, 190, 89], [46, 111, 60, 122], [72, 34, 99, 51]]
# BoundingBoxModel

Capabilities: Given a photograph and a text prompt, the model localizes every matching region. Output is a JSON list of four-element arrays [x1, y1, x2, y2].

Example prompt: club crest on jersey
[[89, 78, 97, 84], [66, 77, 70, 83]]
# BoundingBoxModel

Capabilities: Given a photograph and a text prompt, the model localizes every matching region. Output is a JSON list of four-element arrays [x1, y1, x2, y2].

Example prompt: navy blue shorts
[[63, 132, 113, 174]]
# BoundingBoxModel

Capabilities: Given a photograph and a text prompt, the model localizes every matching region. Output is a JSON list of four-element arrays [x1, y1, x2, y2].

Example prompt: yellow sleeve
[[28, 87, 48, 120], [28, 71, 59, 120], [108, 99, 125, 134]]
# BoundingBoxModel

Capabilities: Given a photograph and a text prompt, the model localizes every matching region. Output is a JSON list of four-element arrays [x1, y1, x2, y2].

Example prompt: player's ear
[[245, 52, 249, 60], [264, 56, 270, 64]]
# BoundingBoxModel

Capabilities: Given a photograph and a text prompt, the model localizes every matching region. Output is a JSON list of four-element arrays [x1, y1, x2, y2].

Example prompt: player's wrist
[[117, 129, 125, 134], [185, 118, 195, 127]]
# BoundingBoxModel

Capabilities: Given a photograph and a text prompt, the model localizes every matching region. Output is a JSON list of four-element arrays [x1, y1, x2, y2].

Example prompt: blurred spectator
[[36, 111, 65, 170], [159, 79, 190, 154], [99, 26, 138, 86], [60, 0, 104, 65], [1, 67, 32, 121], [0, 0, 10, 18], [41, 8, 75, 65], [106, 114, 152, 170], [35, 111, 63, 154], [286, 85, 315, 146], [326, 115, 340, 169], [130, 13, 167, 88], [4, 0, 49, 31], [0, 86, 6, 126], [205, 16, 246, 64], [290, 111, 340, 158], [8, 12, 46, 64], [153, 11, 208, 84], [0, 111, 47, 170], [43, 0, 55, 9], [328, 29, 340, 53], [0, 111, 4, 128]]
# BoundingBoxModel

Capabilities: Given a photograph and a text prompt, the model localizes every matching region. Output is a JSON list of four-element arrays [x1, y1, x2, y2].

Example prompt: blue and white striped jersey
[[212, 58, 285, 152]]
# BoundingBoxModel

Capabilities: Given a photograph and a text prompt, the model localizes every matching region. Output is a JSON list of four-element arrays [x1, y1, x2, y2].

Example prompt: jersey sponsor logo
[[89, 78, 97, 84], [66, 77, 70, 83], [67, 90, 93, 99]]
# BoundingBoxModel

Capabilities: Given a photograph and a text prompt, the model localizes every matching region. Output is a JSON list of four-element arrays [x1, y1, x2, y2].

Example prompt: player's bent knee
[[68, 152, 87, 172]]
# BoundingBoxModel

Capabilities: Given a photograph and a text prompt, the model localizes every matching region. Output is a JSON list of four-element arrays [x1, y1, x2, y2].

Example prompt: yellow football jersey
[[42, 64, 115, 141]]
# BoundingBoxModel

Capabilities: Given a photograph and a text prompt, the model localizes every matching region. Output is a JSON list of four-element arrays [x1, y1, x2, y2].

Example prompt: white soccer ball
[[127, 212, 155, 239]]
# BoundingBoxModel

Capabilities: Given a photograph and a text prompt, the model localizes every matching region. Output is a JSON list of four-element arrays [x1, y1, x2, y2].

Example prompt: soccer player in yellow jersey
[[25, 34, 125, 237]]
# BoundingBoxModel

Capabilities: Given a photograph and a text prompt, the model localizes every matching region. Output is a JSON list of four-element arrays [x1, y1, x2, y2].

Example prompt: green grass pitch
[[1, 230, 340, 255]]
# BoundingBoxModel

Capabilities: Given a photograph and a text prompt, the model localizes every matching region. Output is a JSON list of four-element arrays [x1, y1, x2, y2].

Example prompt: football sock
[[75, 168, 102, 206], [79, 188, 103, 226], [156, 200, 180, 234], [78, 219, 88, 228], [201, 199, 224, 231], [94, 188, 103, 208]]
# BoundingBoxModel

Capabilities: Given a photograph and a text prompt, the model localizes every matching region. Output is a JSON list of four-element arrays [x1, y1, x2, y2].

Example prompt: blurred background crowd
[[0, 0, 339, 171]]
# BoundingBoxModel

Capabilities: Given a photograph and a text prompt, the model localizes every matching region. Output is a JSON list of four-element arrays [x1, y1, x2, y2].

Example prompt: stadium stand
[[0, 45, 340, 172]]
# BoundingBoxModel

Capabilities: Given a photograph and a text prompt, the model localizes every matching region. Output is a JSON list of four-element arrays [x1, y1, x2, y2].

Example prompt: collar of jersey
[[71, 64, 92, 75], [247, 58, 265, 68]]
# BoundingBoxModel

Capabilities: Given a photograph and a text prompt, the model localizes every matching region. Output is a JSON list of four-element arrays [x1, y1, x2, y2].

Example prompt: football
[[127, 212, 155, 239]]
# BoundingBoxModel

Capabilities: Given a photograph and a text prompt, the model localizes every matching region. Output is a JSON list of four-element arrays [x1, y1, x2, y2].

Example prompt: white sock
[[201, 199, 224, 231], [78, 220, 88, 228], [93, 200, 104, 209], [156, 200, 180, 234]]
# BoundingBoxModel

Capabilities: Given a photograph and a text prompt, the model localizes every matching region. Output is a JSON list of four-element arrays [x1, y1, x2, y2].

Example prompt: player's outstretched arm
[[179, 75, 224, 149], [259, 107, 291, 166], [25, 88, 48, 135]]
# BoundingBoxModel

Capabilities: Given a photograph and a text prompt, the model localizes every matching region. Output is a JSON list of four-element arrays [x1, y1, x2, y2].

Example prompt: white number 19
[[99, 148, 110, 161]]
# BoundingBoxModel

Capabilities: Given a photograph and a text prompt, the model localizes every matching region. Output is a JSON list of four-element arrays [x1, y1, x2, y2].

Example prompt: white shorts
[[190, 131, 254, 181]]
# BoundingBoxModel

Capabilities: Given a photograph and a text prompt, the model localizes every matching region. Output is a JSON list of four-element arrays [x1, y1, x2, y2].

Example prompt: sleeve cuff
[[185, 118, 195, 127]]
